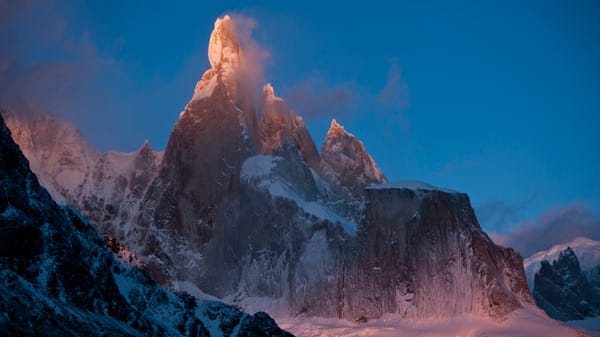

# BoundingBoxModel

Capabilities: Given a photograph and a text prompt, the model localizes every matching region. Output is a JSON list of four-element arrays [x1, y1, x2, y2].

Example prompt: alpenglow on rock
[[4, 15, 536, 323], [320, 119, 387, 200]]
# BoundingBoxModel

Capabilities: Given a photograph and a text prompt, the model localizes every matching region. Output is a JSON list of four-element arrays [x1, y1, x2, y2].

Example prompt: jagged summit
[[207, 15, 243, 70], [327, 119, 348, 137], [263, 83, 277, 100], [320, 119, 386, 200], [257, 83, 321, 170], [189, 15, 246, 103]]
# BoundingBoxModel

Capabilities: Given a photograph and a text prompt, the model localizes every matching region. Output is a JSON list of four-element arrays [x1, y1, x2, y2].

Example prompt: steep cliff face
[[232, 144, 353, 316], [338, 182, 533, 320], [0, 114, 292, 337], [532, 247, 600, 321], [140, 14, 256, 244], [257, 84, 320, 170]]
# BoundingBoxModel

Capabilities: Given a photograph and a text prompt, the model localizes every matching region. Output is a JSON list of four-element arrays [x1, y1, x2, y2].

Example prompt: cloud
[[283, 58, 410, 129], [377, 58, 409, 110], [229, 14, 270, 95], [490, 203, 600, 257], [0, 2, 119, 121], [284, 76, 357, 118], [477, 200, 524, 233]]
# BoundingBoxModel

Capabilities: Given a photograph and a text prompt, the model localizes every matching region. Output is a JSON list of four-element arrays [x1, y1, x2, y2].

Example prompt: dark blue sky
[[1, 0, 599, 241]]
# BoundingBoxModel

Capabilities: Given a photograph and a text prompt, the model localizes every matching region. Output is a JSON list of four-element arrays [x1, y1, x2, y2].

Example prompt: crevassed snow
[[524, 237, 600, 290], [275, 306, 584, 337], [368, 180, 458, 194]]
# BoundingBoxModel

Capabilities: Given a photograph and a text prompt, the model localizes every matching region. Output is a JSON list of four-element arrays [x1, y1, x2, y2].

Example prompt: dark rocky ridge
[[533, 247, 600, 321]]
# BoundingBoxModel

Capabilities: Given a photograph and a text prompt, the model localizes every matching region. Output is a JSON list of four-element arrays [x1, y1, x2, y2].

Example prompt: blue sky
[[1, 0, 599, 247]]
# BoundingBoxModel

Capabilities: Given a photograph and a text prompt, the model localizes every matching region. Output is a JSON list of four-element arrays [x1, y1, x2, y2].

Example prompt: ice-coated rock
[[532, 247, 600, 321]]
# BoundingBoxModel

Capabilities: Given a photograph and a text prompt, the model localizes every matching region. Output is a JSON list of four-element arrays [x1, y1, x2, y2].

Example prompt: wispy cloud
[[284, 76, 357, 119], [229, 14, 271, 95], [0, 1, 119, 118], [377, 58, 409, 110], [283, 58, 410, 133], [490, 203, 600, 257]]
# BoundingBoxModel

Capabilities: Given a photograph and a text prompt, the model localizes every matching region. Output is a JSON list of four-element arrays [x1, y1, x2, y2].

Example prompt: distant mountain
[[4, 14, 534, 322], [525, 237, 600, 291], [0, 114, 292, 336], [524, 238, 600, 321]]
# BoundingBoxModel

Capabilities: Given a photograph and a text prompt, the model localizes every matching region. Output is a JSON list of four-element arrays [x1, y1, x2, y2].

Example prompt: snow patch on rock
[[368, 180, 458, 194]]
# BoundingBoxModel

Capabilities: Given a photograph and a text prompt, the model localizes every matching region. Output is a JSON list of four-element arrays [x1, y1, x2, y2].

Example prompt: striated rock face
[[340, 184, 533, 319], [320, 120, 386, 201], [0, 114, 293, 337], [257, 84, 320, 170], [533, 247, 600, 321]]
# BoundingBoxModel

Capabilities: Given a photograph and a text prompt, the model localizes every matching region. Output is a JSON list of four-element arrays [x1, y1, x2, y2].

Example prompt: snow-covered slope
[[525, 237, 600, 290], [0, 114, 292, 337], [276, 306, 587, 337]]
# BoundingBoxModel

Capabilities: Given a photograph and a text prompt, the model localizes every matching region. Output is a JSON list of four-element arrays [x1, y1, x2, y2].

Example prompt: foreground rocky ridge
[[4, 15, 534, 322], [0, 114, 292, 336]]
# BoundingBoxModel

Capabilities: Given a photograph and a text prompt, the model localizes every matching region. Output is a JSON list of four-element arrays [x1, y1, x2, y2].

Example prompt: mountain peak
[[262, 83, 277, 100], [320, 120, 387, 200], [328, 118, 345, 134], [208, 15, 243, 70]]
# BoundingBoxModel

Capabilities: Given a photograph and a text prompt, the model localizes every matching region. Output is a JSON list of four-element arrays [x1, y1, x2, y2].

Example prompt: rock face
[[257, 84, 320, 170], [0, 114, 293, 337], [320, 119, 387, 201], [532, 247, 600, 321], [2, 15, 535, 323], [341, 184, 533, 319]]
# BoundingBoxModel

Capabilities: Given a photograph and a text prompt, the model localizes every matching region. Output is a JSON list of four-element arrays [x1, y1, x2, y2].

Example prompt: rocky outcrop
[[533, 247, 600, 321], [340, 183, 533, 320], [0, 114, 293, 337], [257, 84, 320, 170], [320, 119, 386, 201]]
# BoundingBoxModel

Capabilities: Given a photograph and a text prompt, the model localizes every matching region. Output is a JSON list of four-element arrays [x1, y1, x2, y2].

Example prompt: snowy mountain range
[[0, 114, 292, 336], [2, 14, 568, 333]]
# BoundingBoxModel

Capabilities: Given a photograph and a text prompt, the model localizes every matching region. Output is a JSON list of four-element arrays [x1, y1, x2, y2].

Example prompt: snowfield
[[276, 307, 592, 337]]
